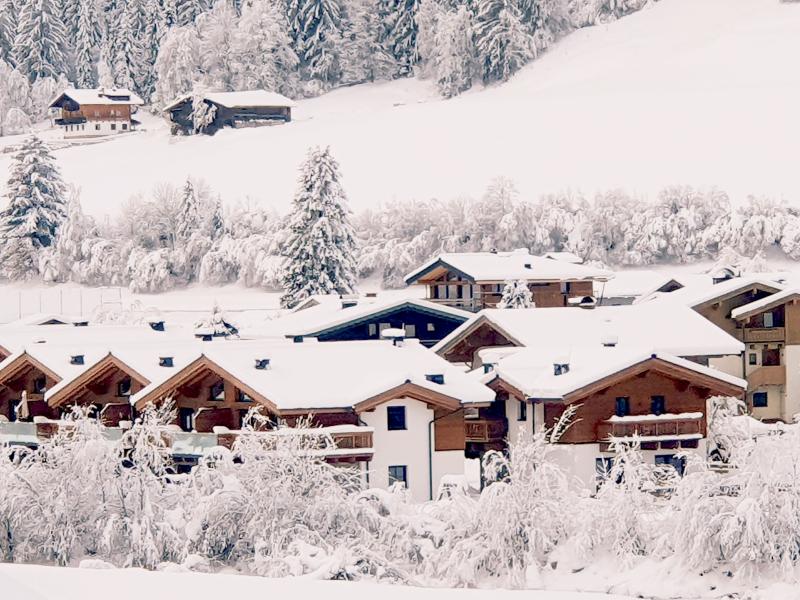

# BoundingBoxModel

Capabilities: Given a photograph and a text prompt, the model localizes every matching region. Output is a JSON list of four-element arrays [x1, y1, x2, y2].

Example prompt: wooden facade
[[49, 89, 142, 137], [165, 99, 291, 135], [0, 353, 60, 421], [437, 319, 518, 367]]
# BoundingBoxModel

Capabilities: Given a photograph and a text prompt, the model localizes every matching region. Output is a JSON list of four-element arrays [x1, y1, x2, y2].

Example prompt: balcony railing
[[743, 327, 785, 343], [597, 414, 703, 441], [465, 418, 507, 443]]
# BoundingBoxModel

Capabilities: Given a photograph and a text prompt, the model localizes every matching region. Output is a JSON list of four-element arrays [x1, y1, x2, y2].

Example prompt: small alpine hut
[[163, 90, 295, 135], [48, 88, 144, 138]]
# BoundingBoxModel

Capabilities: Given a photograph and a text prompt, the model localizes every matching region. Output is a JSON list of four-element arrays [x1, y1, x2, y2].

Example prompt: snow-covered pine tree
[[286, 0, 345, 89], [176, 0, 209, 26], [74, 0, 101, 87], [280, 146, 358, 308], [497, 279, 532, 308], [340, 0, 396, 85], [0, 60, 32, 136], [112, 0, 147, 93], [433, 5, 474, 98], [176, 178, 201, 242], [0, 0, 17, 63], [232, 0, 299, 96], [190, 91, 216, 133], [380, 0, 419, 76], [413, 0, 442, 78], [197, 0, 238, 92], [49, 189, 96, 282], [194, 301, 239, 337], [473, 0, 533, 84], [0, 135, 67, 280], [13, 0, 70, 82], [138, 0, 167, 100], [208, 196, 224, 240], [152, 25, 202, 109]]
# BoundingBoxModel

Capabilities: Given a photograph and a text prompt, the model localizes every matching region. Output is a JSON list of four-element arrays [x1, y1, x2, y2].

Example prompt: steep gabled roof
[[731, 288, 800, 321], [49, 88, 144, 108], [434, 303, 745, 358], [487, 346, 746, 402], [404, 250, 614, 285], [635, 276, 784, 308]]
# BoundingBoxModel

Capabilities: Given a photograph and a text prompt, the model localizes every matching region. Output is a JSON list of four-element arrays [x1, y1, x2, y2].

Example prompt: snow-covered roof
[[163, 90, 295, 112], [284, 298, 469, 338], [434, 302, 745, 358], [404, 249, 614, 284], [730, 288, 800, 321], [50, 88, 144, 107], [488, 346, 746, 401], [634, 276, 784, 308], [542, 251, 584, 264], [130, 339, 494, 411]]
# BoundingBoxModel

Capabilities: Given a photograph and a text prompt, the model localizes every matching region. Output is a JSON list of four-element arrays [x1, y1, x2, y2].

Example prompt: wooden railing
[[331, 430, 373, 450], [465, 419, 507, 443], [743, 327, 785, 343], [597, 416, 703, 440]]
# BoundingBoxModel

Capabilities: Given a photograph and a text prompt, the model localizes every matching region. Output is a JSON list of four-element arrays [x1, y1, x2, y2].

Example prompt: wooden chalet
[[49, 88, 144, 138], [163, 90, 294, 135], [404, 250, 613, 312]]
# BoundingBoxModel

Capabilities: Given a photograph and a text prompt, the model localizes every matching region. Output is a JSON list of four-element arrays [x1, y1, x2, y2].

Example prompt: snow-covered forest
[[0, 397, 796, 590], [0, 0, 654, 134], [1, 134, 799, 293]]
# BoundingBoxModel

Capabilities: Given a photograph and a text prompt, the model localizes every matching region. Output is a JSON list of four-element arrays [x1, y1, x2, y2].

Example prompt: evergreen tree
[[0, 0, 17, 64], [232, 0, 299, 95], [340, 0, 396, 85], [473, 0, 533, 84], [139, 0, 167, 99], [112, 0, 146, 92], [50, 190, 96, 282], [433, 5, 474, 98], [176, 178, 201, 242], [208, 197, 224, 240], [0, 135, 67, 280], [176, 0, 208, 26], [280, 146, 358, 308], [381, 0, 419, 76], [74, 0, 101, 87], [197, 0, 238, 91], [13, 0, 69, 82], [287, 0, 344, 87], [152, 25, 202, 109]]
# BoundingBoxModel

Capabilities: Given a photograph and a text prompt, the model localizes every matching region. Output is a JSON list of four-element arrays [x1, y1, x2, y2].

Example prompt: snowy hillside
[[3, 0, 800, 218]]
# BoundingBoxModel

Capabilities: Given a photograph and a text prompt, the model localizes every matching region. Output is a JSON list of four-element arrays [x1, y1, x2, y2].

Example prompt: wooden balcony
[[331, 430, 373, 451], [597, 414, 703, 441], [747, 365, 786, 390], [465, 418, 507, 443], [743, 327, 785, 343]]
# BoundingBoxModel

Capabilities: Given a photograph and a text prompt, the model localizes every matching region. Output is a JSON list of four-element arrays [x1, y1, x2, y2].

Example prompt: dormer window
[[149, 321, 165, 332], [158, 356, 173, 367], [70, 354, 84, 365], [425, 374, 445, 385], [254, 358, 270, 370]]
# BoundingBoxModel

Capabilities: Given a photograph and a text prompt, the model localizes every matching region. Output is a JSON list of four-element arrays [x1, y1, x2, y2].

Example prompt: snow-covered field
[[1, 562, 797, 600], [3, 0, 799, 218]]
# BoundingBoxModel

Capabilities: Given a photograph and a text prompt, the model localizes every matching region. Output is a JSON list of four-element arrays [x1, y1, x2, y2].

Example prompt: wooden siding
[[167, 99, 291, 135], [61, 104, 132, 122], [433, 407, 466, 451], [440, 321, 517, 366]]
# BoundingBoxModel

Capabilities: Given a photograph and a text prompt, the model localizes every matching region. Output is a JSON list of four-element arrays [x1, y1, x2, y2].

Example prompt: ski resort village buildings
[[404, 249, 613, 311], [163, 90, 295, 135], [49, 88, 144, 138]]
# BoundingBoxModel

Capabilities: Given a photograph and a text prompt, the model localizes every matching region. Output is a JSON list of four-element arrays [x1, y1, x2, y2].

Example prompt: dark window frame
[[615, 397, 630, 417], [388, 465, 408, 486], [387, 406, 407, 431], [650, 395, 666, 416], [752, 391, 768, 408]]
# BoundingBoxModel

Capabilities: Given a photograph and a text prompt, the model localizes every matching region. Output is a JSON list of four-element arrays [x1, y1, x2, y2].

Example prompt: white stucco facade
[[504, 396, 535, 446], [360, 397, 465, 501], [62, 120, 134, 139]]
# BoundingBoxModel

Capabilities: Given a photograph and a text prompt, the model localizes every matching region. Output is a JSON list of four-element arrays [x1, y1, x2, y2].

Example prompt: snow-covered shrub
[[498, 279, 533, 308]]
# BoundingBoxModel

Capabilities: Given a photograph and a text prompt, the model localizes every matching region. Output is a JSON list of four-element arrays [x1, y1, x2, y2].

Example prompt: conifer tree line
[[0, 0, 654, 135], [3, 135, 800, 297]]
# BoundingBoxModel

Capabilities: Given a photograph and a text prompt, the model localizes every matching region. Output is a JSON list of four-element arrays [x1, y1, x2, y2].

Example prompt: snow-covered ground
[[2, 0, 799, 218], [0, 562, 797, 600]]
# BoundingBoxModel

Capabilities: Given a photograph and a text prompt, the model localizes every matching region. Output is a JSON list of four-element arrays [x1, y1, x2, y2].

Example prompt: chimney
[[524, 263, 532, 269], [340, 293, 358, 309], [255, 358, 270, 370], [381, 327, 406, 347], [425, 373, 445, 385], [553, 362, 570, 376], [159, 356, 174, 367], [601, 333, 619, 347], [149, 320, 165, 332], [70, 354, 84, 365], [365, 292, 378, 298]]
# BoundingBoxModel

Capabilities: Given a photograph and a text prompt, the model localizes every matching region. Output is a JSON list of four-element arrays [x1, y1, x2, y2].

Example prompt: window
[[116, 377, 132, 397], [122, 123, 128, 130], [388, 465, 407, 487], [210, 381, 225, 401], [763, 347, 781, 366], [95, 124, 101, 131], [237, 390, 253, 403], [379, 323, 390, 335], [368, 323, 377, 336], [179, 407, 195, 432], [33, 376, 47, 394], [752, 391, 768, 408], [387, 406, 406, 430], [615, 397, 630, 417], [427, 322, 435, 332], [655, 454, 686, 476], [763, 311, 774, 328], [749, 353, 758, 365], [9, 400, 20, 422], [110, 123, 116, 130], [517, 399, 527, 421], [650, 395, 665, 416], [404, 324, 416, 338]]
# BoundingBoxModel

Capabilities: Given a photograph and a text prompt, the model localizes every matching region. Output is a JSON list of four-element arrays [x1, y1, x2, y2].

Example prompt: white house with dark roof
[[404, 249, 614, 311], [49, 88, 144, 138]]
